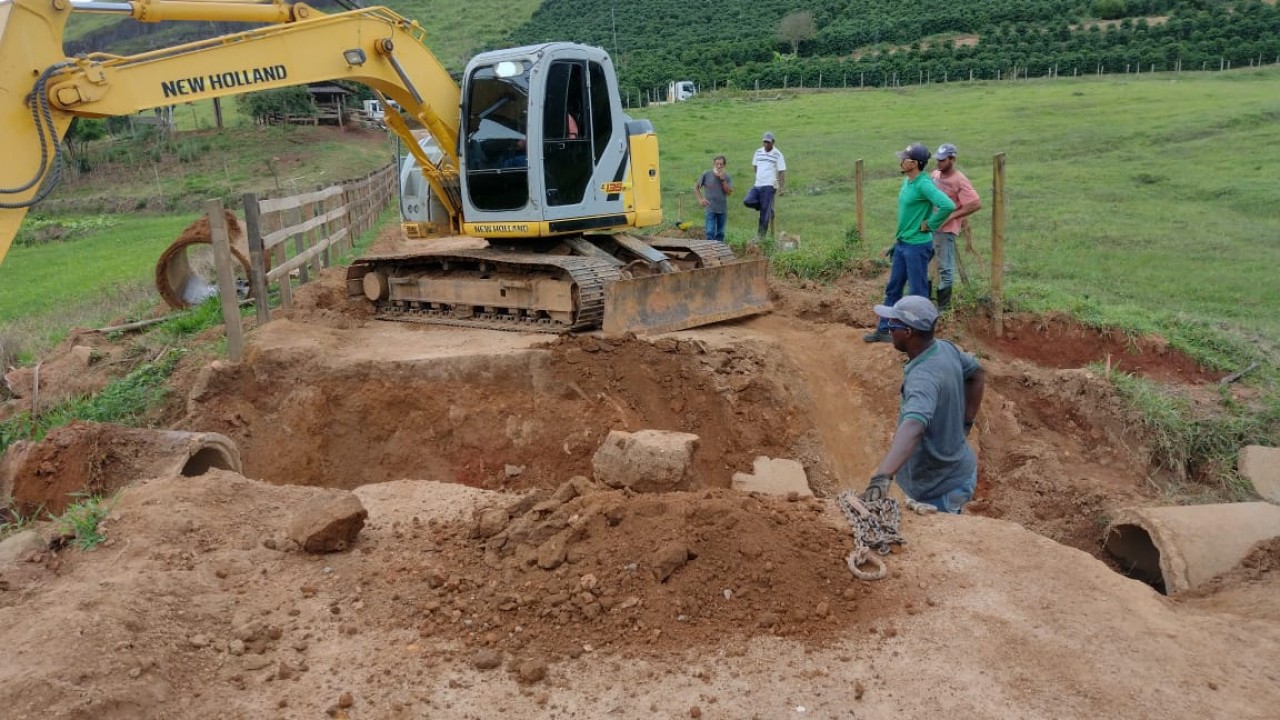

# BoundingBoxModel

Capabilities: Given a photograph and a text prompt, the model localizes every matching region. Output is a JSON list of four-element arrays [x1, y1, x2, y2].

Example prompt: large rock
[[1239, 445, 1280, 504], [731, 456, 813, 498], [0, 529, 46, 565], [591, 429, 700, 493], [287, 492, 368, 553]]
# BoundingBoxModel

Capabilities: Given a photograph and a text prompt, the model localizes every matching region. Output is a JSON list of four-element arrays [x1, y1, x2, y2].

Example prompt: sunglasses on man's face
[[887, 321, 912, 332]]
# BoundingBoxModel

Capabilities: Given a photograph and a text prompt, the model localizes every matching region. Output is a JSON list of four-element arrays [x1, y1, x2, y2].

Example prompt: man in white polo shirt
[[743, 131, 786, 242]]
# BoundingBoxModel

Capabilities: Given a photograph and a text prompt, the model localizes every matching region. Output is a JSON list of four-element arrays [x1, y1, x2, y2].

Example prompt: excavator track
[[351, 249, 621, 333], [642, 237, 738, 267]]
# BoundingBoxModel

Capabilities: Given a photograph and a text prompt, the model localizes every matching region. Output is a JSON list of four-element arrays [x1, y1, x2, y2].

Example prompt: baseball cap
[[762, 132, 775, 142], [896, 143, 930, 164], [935, 143, 958, 160], [874, 296, 939, 332]]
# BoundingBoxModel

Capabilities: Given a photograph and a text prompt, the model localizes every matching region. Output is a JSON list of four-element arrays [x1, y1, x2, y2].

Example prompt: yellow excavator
[[0, 0, 770, 333]]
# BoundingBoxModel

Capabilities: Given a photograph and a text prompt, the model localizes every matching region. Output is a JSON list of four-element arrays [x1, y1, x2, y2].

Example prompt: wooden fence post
[[266, 192, 292, 310], [344, 181, 356, 254], [290, 198, 308, 288], [302, 187, 322, 277], [991, 153, 1007, 338], [312, 184, 327, 271], [242, 193, 271, 327], [259, 188, 290, 308], [854, 158, 864, 242], [205, 199, 244, 362]]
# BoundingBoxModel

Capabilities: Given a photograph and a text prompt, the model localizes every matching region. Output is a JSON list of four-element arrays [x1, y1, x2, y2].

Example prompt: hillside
[[61, 0, 1280, 97], [511, 0, 1280, 95], [64, 0, 542, 72]]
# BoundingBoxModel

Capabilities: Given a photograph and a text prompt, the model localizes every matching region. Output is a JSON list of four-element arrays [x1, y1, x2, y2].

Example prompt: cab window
[[542, 60, 592, 207], [464, 62, 530, 211]]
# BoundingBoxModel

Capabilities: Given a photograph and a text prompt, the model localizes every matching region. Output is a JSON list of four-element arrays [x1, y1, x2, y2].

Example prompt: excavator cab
[[458, 44, 641, 240]]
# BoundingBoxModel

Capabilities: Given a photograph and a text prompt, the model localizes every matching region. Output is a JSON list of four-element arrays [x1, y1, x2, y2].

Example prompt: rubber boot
[[936, 286, 953, 312]]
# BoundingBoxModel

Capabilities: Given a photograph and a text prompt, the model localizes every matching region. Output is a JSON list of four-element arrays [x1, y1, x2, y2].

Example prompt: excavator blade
[[601, 259, 771, 335]]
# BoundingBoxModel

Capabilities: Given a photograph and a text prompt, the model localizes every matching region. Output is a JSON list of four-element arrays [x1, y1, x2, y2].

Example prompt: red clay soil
[[3, 270, 1279, 719], [964, 312, 1223, 384], [176, 327, 813, 494], [0, 421, 229, 516], [384, 479, 915, 661]]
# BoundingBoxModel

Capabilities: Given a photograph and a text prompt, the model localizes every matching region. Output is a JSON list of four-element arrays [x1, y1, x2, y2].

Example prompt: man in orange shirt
[[929, 144, 983, 311]]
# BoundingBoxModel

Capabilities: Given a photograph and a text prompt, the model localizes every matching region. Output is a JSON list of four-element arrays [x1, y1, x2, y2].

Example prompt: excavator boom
[[0, 0, 461, 260]]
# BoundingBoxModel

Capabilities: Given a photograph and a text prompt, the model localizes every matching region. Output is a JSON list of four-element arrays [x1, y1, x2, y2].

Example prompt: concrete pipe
[[149, 429, 243, 478], [0, 423, 244, 516], [1105, 503, 1280, 594], [155, 210, 253, 309]]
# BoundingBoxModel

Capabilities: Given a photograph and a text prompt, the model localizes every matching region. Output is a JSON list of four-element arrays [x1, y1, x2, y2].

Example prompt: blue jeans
[[913, 470, 977, 514], [704, 211, 726, 242], [876, 240, 934, 332], [933, 231, 956, 291], [743, 185, 776, 235]]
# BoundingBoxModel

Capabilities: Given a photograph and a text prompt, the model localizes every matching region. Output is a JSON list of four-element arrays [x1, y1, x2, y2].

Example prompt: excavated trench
[[163, 312, 1192, 564], [177, 321, 832, 495], [1, 274, 1230, 567]]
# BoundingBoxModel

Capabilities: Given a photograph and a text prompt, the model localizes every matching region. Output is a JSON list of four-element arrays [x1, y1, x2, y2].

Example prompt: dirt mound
[[965, 365, 1155, 556], [767, 271, 887, 327], [390, 479, 904, 662], [177, 322, 820, 493], [965, 312, 1222, 384], [1, 331, 127, 419], [278, 267, 373, 329], [1, 422, 239, 515], [2, 471, 1278, 719]]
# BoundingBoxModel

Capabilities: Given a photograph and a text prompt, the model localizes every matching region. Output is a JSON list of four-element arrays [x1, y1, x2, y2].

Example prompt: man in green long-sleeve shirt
[[865, 143, 956, 343]]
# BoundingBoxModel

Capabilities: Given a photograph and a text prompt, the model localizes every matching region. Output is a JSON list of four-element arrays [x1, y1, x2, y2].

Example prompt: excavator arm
[[0, 0, 462, 263]]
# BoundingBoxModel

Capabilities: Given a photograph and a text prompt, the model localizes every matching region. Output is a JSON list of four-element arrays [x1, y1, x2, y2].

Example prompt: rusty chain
[[836, 490, 904, 581]]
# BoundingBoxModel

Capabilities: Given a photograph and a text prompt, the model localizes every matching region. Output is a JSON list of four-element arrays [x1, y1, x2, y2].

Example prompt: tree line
[[504, 0, 1274, 96]]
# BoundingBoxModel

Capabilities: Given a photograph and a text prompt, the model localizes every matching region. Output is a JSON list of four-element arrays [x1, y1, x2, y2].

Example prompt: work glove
[[862, 473, 891, 503], [903, 497, 938, 515]]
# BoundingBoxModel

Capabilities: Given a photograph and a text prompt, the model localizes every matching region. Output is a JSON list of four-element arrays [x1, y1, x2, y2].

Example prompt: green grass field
[[0, 214, 198, 324], [641, 67, 1280, 361]]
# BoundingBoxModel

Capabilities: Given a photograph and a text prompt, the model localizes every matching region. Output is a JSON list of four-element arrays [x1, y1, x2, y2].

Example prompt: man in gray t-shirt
[[694, 155, 733, 242], [862, 296, 985, 513]]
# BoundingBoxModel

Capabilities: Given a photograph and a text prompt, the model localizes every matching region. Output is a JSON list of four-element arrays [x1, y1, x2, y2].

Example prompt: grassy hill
[[60, 1, 1280, 97], [512, 0, 1280, 95], [64, 0, 541, 73]]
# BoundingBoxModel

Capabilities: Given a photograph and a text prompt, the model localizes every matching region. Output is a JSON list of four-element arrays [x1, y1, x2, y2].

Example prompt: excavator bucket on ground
[[601, 258, 771, 335]]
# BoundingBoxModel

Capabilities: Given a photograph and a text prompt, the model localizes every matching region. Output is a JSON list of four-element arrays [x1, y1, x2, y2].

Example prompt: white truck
[[668, 80, 696, 102], [360, 98, 401, 122]]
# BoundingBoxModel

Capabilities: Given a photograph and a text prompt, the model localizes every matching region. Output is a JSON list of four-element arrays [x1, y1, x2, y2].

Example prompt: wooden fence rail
[[204, 161, 398, 344], [242, 162, 398, 326]]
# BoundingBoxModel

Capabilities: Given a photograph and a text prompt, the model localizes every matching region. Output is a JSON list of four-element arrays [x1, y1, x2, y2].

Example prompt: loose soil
[[1, 268, 1276, 718], [965, 312, 1223, 385]]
